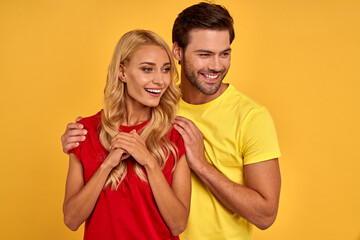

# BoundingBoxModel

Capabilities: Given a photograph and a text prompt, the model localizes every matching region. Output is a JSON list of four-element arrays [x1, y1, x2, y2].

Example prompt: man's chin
[[197, 82, 222, 95]]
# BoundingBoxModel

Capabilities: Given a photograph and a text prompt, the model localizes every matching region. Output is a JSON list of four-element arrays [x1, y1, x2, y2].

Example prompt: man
[[61, 2, 281, 240]]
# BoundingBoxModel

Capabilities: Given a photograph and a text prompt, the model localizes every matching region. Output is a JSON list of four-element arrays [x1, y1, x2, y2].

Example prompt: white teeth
[[204, 74, 218, 79], [145, 89, 161, 94]]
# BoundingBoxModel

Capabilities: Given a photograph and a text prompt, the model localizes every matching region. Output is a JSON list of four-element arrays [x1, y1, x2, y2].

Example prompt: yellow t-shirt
[[178, 84, 281, 240]]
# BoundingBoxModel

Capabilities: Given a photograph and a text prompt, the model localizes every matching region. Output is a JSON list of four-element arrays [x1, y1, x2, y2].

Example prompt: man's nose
[[208, 56, 222, 72]]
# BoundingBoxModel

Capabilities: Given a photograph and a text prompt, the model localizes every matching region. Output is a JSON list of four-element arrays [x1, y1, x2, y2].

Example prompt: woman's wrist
[[143, 155, 158, 172], [100, 160, 115, 173]]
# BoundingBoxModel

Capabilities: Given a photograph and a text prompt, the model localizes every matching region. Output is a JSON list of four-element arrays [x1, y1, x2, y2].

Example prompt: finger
[[111, 133, 123, 145], [110, 148, 125, 154], [174, 116, 194, 128], [174, 116, 197, 127], [113, 131, 134, 138], [123, 131, 143, 143], [109, 147, 126, 159], [174, 117, 201, 137], [62, 136, 84, 153], [175, 116, 189, 122], [66, 135, 86, 144], [113, 132, 136, 142], [120, 153, 130, 161], [111, 134, 144, 155], [108, 148, 126, 163], [174, 120, 196, 137], [111, 132, 134, 145], [65, 123, 84, 134], [67, 122, 84, 130], [64, 129, 88, 137], [64, 142, 80, 154], [111, 141, 132, 151], [75, 116, 83, 122], [61, 134, 85, 148], [129, 130, 142, 141], [175, 116, 197, 128], [173, 124, 192, 144], [112, 143, 134, 157]]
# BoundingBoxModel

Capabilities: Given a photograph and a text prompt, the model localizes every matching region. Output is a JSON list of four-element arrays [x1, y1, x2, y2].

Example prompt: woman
[[63, 30, 191, 240]]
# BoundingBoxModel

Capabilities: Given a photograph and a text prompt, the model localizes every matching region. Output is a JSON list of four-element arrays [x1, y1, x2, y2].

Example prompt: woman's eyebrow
[[139, 62, 171, 66]]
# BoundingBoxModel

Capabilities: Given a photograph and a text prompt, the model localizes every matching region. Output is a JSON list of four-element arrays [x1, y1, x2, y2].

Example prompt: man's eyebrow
[[193, 48, 232, 54], [222, 48, 232, 52], [194, 50, 214, 54]]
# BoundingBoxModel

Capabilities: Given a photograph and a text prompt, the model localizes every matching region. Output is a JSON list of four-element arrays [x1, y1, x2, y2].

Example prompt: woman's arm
[[63, 150, 124, 231], [145, 155, 191, 236], [111, 132, 191, 236]]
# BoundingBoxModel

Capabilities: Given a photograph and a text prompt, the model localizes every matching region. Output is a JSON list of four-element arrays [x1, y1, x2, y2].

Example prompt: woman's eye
[[142, 68, 152, 72], [162, 67, 171, 73]]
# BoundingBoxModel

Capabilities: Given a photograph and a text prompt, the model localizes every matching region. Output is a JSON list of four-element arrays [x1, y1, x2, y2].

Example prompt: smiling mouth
[[200, 73, 220, 82], [145, 88, 162, 94]]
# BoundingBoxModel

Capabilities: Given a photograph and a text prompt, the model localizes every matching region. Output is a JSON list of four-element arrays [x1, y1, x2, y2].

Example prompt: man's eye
[[199, 54, 210, 57], [221, 52, 230, 57]]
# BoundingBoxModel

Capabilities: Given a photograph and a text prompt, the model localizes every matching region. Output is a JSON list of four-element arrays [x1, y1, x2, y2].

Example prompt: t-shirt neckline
[[180, 84, 232, 108], [119, 118, 150, 133]]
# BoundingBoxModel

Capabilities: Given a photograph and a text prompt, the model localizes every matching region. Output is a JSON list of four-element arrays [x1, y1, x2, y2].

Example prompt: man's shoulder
[[177, 84, 268, 121], [224, 84, 264, 112]]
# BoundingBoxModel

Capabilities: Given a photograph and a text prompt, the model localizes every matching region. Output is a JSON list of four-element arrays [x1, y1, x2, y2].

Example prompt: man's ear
[[118, 64, 126, 82], [172, 42, 183, 63]]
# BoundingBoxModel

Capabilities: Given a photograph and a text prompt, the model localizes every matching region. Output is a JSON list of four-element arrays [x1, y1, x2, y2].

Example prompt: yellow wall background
[[1, 0, 359, 239]]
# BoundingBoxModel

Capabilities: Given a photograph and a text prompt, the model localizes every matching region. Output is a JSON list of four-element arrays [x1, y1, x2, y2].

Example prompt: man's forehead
[[187, 29, 231, 51]]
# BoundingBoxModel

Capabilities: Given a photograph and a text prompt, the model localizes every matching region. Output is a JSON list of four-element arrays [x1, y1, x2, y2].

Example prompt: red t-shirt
[[69, 111, 185, 240]]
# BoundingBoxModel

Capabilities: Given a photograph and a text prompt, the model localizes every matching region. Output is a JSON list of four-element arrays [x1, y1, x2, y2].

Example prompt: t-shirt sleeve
[[170, 127, 186, 161], [241, 106, 281, 165], [67, 142, 82, 162]]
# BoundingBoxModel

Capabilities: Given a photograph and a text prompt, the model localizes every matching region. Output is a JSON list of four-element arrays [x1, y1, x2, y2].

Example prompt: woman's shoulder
[[77, 110, 102, 130], [167, 124, 185, 159], [167, 124, 183, 144]]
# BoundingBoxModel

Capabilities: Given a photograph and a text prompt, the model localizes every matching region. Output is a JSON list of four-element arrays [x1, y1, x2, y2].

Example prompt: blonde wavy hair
[[100, 30, 181, 190]]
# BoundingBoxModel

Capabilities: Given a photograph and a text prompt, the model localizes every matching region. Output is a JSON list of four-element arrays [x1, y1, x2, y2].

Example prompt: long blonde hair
[[100, 30, 181, 190]]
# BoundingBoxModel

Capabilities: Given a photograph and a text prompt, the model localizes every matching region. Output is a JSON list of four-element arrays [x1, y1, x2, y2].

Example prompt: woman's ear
[[172, 42, 183, 63], [118, 64, 126, 82]]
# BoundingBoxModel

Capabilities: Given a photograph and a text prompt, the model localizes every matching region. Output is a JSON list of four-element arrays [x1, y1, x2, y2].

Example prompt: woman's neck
[[122, 100, 151, 127]]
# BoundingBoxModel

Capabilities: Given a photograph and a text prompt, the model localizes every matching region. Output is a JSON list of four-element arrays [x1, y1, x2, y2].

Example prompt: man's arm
[[174, 116, 281, 230], [61, 117, 87, 154]]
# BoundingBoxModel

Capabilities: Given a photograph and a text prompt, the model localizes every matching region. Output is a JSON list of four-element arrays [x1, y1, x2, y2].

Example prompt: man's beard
[[183, 57, 227, 96]]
